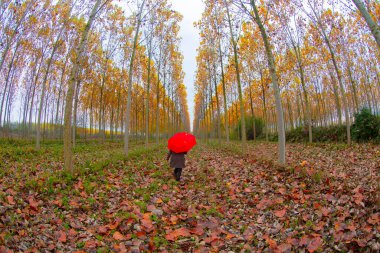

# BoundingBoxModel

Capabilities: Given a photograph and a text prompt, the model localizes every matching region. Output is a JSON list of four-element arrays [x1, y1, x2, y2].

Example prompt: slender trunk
[[0, 1, 32, 73], [116, 90, 121, 137], [98, 72, 105, 138], [37, 31, 64, 149], [29, 54, 46, 136], [251, 0, 286, 164], [312, 8, 351, 144], [295, 45, 312, 142], [156, 64, 160, 144], [352, 0, 380, 48], [260, 71, 268, 141], [211, 59, 221, 142], [0, 42, 20, 127], [217, 41, 229, 142], [248, 84, 256, 140], [145, 49, 152, 148], [124, 0, 145, 155], [328, 67, 342, 125], [72, 79, 81, 148], [225, 1, 246, 144], [286, 95, 294, 130], [64, 0, 103, 172]]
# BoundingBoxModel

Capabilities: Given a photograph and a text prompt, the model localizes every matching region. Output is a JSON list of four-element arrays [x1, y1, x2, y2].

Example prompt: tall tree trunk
[[286, 95, 294, 131], [212, 61, 221, 143], [225, 0, 246, 144], [29, 53, 46, 136], [72, 79, 81, 148], [248, 83, 256, 140], [0, 1, 31, 73], [36, 29, 65, 149], [124, 0, 146, 155], [260, 71, 268, 141], [251, 0, 286, 164], [155, 64, 161, 144], [145, 48, 152, 148], [328, 67, 342, 125], [352, 0, 380, 48], [0, 41, 20, 127], [63, 0, 104, 173], [347, 64, 359, 113], [218, 40, 229, 142], [312, 9, 351, 144], [293, 44, 312, 142]]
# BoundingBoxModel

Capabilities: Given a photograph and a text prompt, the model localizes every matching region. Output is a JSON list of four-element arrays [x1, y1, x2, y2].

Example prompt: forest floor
[[0, 140, 379, 252]]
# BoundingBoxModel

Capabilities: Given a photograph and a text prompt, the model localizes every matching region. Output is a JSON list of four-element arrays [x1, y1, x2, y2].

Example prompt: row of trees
[[0, 0, 191, 170], [193, 0, 379, 164]]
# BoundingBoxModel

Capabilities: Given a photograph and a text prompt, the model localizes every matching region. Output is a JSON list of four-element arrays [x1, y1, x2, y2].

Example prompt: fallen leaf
[[189, 226, 204, 236], [277, 243, 292, 252], [98, 226, 108, 235], [278, 188, 286, 195], [85, 240, 97, 249], [57, 231, 67, 243], [274, 208, 287, 218], [307, 237, 322, 253], [28, 197, 39, 210], [113, 231, 125, 241], [165, 227, 191, 241], [7, 196, 15, 205]]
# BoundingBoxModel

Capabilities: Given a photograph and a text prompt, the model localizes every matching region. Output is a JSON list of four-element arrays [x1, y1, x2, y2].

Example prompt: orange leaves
[[367, 213, 380, 225], [6, 196, 15, 205], [141, 213, 154, 233], [274, 208, 287, 218], [57, 231, 67, 243], [113, 231, 125, 241], [299, 235, 323, 253], [28, 197, 39, 211], [98, 226, 108, 235], [165, 227, 191, 241]]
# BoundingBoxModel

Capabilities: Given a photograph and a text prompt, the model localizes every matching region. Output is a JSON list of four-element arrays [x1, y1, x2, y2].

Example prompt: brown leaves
[[165, 227, 191, 241], [141, 213, 154, 233], [98, 226, 108, 235], [28, 197, 39, 211], [274, 208, 287, 218], [113, 231, 125, 241], [367, 213, 379, 225], [1, 142, 378, 252], [6, 196, 15, 205], [57, 231, 67, 243], [300, 235, 323, 253]]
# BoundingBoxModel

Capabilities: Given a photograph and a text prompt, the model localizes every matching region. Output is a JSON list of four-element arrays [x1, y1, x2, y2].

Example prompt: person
[[166, 150, 187, 181]]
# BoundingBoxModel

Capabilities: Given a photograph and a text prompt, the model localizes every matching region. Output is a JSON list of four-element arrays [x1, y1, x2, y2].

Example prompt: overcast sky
[[171, 0, 204, 130]]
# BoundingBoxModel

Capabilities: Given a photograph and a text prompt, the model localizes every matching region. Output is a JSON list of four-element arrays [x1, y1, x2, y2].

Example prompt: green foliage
[[232, 117, 264, 140], [264, 125, 348, 143], [352, 108, 380, 142]]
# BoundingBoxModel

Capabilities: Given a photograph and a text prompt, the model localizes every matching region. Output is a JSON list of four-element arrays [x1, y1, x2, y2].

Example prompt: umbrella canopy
[[168, 132, 196, 153]]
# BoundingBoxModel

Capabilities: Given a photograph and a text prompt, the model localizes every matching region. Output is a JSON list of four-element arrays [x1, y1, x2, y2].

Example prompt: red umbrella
[[168, 132, 196, 153]]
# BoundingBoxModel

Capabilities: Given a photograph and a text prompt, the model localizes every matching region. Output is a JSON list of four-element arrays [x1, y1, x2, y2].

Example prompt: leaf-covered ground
[[0, 140, 379, 252]]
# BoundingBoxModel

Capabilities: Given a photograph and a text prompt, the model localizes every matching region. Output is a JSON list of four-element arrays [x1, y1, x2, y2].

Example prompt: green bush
[[261, 125, 347, 143], [232, 117, 264, 140], [352, 108, 380, 142]]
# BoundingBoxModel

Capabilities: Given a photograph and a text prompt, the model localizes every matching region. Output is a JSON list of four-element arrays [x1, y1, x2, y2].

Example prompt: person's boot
[[175, 168, 182, 181]]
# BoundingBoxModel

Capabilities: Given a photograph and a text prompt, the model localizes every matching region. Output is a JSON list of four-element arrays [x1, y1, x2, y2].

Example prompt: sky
[[171, 0, 205, 130]]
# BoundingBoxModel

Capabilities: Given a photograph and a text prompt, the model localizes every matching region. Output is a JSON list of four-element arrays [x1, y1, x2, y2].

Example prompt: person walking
[[167, 150, 187, 181]]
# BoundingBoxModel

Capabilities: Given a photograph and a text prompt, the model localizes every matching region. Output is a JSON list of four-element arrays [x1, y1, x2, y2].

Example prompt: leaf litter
[[0, 142, 379, 252]]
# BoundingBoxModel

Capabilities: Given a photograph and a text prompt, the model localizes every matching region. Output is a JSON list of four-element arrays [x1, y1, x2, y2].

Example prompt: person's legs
[[174, 168, 182, 181]]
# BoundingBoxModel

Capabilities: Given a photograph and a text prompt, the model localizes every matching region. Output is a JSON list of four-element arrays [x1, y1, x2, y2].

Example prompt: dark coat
[[167, 150, 187, 168]]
